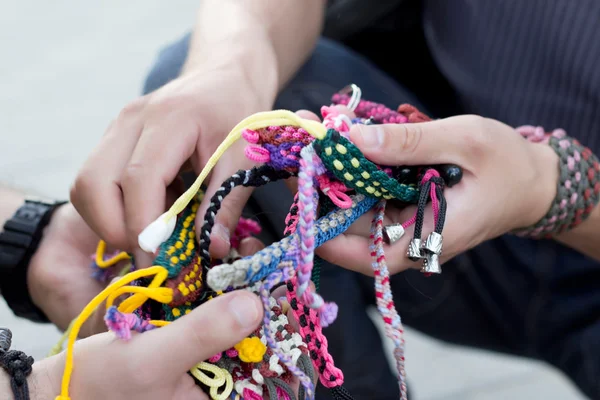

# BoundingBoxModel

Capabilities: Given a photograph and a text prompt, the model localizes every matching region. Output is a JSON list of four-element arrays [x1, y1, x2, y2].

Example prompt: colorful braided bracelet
[[514, 126, 600, 238]]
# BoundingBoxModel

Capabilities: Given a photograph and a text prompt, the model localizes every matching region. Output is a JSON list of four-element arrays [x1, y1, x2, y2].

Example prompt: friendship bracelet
[[514, 126, 600, 238], [370, 202, 407, 399], [205, 194, 378, 293], [1, 328, 34, 400], [52, 84, 465, 400], [198, 165, 292, 270]]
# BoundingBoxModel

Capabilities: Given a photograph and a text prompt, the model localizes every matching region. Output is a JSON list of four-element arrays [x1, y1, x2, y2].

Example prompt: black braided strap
[[330, 385, 355, 400], [513, 133, 600, 238], [0, 328, 34, 400], [198, 165, 292, 270]]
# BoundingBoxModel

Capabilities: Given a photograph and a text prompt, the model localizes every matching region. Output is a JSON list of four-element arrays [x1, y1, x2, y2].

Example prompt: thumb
[[135, 291, 263, 373], [348, 116, 476, 167]]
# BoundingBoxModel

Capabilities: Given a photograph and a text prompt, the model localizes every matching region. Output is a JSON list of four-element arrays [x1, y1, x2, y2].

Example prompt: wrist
[[0, 348, 58, 400], [0, 186, 25, 227], [29, 357, 62, 400], [182, 28, 278, 113], [518, 143, 560, 229]]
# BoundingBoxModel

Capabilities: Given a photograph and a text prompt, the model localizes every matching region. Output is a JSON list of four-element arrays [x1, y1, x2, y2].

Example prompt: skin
[[69, 0, 325, 268], [297, 107, 577, 275], [0, 291, 264, 400]]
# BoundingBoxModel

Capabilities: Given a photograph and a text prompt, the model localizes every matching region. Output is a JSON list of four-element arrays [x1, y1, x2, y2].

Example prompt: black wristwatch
[[0, 197, 67, 323]]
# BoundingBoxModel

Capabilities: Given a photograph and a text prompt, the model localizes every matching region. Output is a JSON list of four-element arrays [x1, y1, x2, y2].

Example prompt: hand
[[70, 67, 272, 267], [32, 291, 264, 400], [27, 203, 108, 337], [27, 204, 267, 338], [315, 111, 559, 274]]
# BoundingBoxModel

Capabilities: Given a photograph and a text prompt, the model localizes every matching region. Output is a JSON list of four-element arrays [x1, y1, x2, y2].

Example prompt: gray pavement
[[0, 2, 587, 399]]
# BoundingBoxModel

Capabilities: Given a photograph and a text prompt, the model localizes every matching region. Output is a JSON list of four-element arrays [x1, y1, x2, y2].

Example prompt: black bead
[[440, 164, 463, 187], [312, 140, 322, 154], [393, 166, 417, 183], [329, 129, 341, 142]]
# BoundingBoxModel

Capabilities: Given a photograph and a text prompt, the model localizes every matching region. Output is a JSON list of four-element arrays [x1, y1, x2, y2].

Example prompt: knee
[[142, 33, 192, 95]]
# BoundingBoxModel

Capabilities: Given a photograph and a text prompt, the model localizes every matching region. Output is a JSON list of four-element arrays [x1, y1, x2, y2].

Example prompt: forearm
[[554, 202, 600, 261], [183, 0, 326, 105]]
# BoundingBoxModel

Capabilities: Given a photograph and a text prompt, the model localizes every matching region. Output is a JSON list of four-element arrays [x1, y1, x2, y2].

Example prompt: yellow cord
[[113, 266, 169, 313], [190, 362, 234, 400], [95, 240, 131, 268], [106, 286, 173, 311], [162, 110, 326, 223], [148, 320, 171, 327], [55, 266, 169, 400]]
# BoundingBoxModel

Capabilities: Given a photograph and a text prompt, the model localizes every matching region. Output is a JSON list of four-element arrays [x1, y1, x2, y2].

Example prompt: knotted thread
[[296, 146, 338, 327]]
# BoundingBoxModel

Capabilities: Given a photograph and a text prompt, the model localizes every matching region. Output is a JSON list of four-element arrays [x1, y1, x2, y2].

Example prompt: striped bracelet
[[513, 126, 600, 238]]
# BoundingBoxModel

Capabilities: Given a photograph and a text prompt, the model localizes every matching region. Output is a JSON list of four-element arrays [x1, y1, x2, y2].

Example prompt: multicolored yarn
[[295, 146, 338, 326], [199, 165, 292, 270], [331, 94, 431, 124], [53, 86, 464, 400], [205, 194, 378, 292], [283, 193, 300, 236], [242, 126, 314, 173], [370, 202, 407, 399], [258, 267, 314, 398], [285, 279, 344, 388], [514, 126, 600, 238], [231, 218, 262, 249], [104, 306, 157, 340]]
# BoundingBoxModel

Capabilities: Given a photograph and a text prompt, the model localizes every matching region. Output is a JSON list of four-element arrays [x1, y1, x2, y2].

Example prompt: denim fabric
[[143, 34, 600, 400]]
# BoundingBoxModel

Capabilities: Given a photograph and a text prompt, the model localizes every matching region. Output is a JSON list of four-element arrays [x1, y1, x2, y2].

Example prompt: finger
[[284, 176, 299, 194], [295, 109, 320, 121], [70, 104, 145, 249], [348, 115, 486, 168], [137, 291, 263, 373], [175, 374, 210, 400], [238, 237, 265, 257], [316, 205, 419, 275], [121, 121, 197, 267], [197, 146, 255, 260], [166, 176, 186, 209], [331, 104, 357, 120]]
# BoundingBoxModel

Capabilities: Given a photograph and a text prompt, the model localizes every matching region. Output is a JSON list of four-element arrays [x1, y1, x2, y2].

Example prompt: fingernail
[[213, 223, 230, 245], [355, 125, 384, 150], [229, 293, 261, 328]]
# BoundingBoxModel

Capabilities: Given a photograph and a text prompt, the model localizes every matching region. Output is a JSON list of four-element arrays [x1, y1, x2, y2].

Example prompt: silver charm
[[421, 252, 442, 274], [407, 238, 423, 261], [0, 328, 12, 353], [421, 232, 443, 254], [420, 232, 443, 274], [383, 224, 405, 244]]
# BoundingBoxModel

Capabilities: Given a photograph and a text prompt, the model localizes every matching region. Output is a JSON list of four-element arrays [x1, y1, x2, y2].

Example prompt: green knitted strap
[[314, 129, 419, 203], [153, 199, 200, 278]]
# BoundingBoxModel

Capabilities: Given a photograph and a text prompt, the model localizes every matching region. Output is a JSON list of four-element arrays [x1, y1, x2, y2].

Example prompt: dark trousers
[[143, 35, 600, 400]]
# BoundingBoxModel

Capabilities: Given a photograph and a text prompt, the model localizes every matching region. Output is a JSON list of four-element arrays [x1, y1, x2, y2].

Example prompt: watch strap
[[0, 199, 67, 322]]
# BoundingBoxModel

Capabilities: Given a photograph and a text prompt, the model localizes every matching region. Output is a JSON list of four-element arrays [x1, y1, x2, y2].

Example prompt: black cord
[[198, 165, 292, 270], [0, 329, 33, 400], [412, 180, 431, 241], [330, 385, 355, 400], [433, 179, 447, 234]]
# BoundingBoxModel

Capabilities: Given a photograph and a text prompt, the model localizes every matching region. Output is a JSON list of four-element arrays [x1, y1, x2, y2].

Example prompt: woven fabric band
[[514, 128, 600, 238]]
